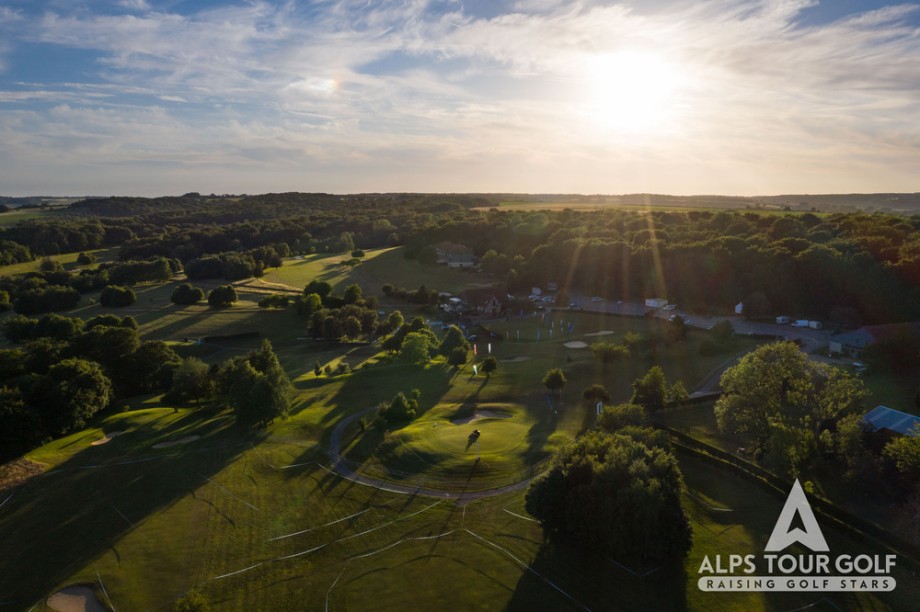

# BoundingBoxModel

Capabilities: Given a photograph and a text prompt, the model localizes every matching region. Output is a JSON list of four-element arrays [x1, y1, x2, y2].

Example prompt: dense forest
[[1, 194, 920, 325]]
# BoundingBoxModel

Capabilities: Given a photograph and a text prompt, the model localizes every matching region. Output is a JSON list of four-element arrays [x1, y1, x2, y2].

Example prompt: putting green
[[359, 403, 541, 489]]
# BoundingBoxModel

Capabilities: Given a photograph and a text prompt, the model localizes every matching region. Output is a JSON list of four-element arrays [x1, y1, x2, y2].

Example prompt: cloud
[[1, 0, 919, 195], [117, 0, 151, 11]]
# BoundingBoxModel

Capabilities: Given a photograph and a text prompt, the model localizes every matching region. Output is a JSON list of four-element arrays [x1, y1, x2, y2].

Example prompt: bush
[[100, 285, 136, 307], [171, 283, 205, 305], [208, 284, 237, 308]]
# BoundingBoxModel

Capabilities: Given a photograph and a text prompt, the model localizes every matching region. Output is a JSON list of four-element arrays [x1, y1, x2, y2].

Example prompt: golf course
[[1, 248, 918, 611]]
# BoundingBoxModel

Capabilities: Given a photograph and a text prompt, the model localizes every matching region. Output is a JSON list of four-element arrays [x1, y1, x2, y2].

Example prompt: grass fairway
[[0, 247, 116, 277], [3, 401, 915, 611], [262, 247, 495, 295]]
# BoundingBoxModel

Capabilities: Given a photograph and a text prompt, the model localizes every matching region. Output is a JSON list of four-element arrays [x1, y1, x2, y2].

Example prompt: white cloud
[[117, 0, 151, 11], [1, 0, 918, 195]]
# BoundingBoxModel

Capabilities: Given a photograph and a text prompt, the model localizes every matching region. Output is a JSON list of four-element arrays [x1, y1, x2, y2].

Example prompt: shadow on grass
[[323, 361, 453, 426], [0, 409, 263, 608], [505, 538, 688, 612]]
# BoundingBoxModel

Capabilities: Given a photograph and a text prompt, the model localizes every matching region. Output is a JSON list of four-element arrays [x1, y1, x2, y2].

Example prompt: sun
[[579, 50, 685, 133]]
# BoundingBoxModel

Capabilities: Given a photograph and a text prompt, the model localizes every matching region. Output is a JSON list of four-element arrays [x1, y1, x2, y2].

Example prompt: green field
[[262, 247, 495, 295], [2, 401, 915, 611], [0, 247, 117, 277]]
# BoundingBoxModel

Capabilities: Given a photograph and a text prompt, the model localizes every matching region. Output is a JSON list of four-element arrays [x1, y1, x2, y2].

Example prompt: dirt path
[[326, 408, 533, 506]]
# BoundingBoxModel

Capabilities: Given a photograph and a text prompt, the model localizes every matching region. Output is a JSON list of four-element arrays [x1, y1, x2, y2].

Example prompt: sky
[[1, 0, 919, 197]]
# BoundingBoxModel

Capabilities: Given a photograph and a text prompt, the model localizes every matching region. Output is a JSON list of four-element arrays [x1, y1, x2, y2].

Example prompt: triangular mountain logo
[[764, 479, 829, 552]]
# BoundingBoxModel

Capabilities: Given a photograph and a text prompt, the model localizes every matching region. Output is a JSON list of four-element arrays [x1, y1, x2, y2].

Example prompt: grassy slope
[[0, 247, 116, 277], [3, 403, 914, 611]]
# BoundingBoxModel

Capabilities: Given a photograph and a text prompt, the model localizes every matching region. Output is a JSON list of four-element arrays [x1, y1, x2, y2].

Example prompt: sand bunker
[[47, 585, 107, 612], [583, 330, 615, 337], [563, 341, 589, 349], [152, 435, 201, 449], [451, 410, 513, 425], [90, 431, 126, 446], [500, 356, 531, 363]]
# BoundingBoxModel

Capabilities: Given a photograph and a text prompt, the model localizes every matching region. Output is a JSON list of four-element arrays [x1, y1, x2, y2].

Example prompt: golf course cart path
[[327, 408, 534, 506]]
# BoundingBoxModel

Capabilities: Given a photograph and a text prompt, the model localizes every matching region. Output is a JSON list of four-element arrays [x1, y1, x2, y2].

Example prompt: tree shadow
[[0, 410, 262, 608], [505, 537, 688, 612]]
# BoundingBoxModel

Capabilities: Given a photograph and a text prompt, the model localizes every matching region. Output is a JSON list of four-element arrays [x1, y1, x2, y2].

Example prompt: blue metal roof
[[863, 405, 920, 436]]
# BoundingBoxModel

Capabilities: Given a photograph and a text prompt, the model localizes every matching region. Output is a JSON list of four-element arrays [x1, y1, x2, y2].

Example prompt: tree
[[208, 284, 237, 308], [543, 368, 567, 396], [622, 331, 643, 355], [379, 390, 419, 424], [343, 283, 363, 304], [100, 285, 136, 307], [582, 384, 611, 406], [171, 283, 205, 305], [35, 358, 112, 435], [524, 430, 691, 562], [884, 428, 920, 480], [481, 356, 498, 378], [386, 310, 404, 331], [119, 340, 181, 395], [400, 331, 435, 364], [590, 342, 628, 369], [294, 292, 323, 317], [714, 341, 867, 475], [447, 346, 468, 368], [630, 366, 668, 412], [834, 413, 878, 481], [438, 325, 469, 356], [304, 280, 332, 298], [164, 357, 212, 405], [218, 340, 292, 427], [77, 251, 96, 266], [343, 316, 362, 339], [597, 403, 648, 432], [258, 294, 290, 309]]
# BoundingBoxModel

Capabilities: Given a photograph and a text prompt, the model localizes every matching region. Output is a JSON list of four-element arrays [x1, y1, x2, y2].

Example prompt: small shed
[[863, 405, 920, 436]]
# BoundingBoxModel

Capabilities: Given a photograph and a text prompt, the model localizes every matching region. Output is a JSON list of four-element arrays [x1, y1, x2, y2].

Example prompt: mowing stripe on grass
[[503, 508, 538, 523], [212, 562, 266, 581], [464, 529, 591, 612], [268, 508, 371, 542], [112, 505, 134, 528], [97, 571, 116, 612], [198, 473, 260, 512], [685, 490, 733, 512], [271, 543, 328, 562], [349, 530, 457, 560], [335, 500, 443, 544]]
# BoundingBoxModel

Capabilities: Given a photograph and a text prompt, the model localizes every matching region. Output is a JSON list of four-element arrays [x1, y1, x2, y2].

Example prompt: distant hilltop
[[4, 192, 920, 215]]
